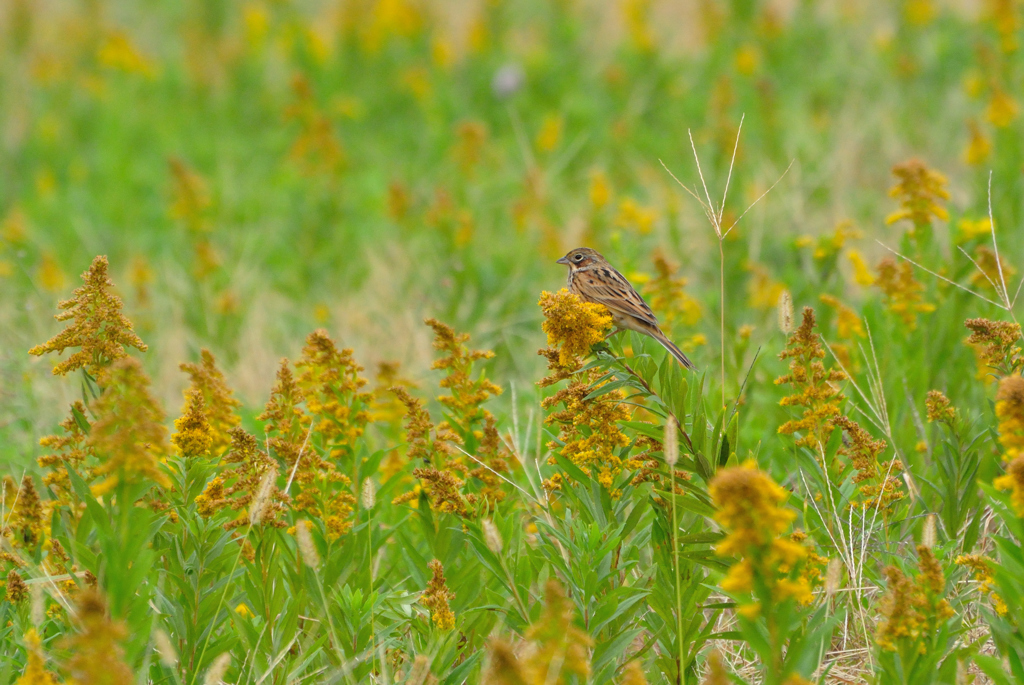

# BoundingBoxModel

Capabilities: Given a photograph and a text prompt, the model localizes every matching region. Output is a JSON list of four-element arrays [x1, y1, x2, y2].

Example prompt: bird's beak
[[556, 256, 570, 265]]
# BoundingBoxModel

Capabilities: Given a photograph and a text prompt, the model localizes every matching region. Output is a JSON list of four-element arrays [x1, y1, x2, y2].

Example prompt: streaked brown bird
[[557, 247, 697, 370]]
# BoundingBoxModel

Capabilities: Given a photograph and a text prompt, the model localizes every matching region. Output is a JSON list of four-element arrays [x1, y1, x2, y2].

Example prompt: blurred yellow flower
[[243, 4, 270, 49], [589, 169, 612, 210], [964, 119, 992, 166], [735, 44, 760, 75], [616, 198, 657, 234], [885, 159, 949, 229], [846, 250, 875, 286], [37, 253, 65, 293], [401, 66, 432, 103], [623, 0, 656, 52], [986, 88, 1019, 128], [874, 258, 935, 330], [904, 0, 936, 26], [957, 217, 992, 242], [97, 31, 156, 78], [747, 263, 785, 311], [536, 114, 564, 153], [819, 294, 865, 339]]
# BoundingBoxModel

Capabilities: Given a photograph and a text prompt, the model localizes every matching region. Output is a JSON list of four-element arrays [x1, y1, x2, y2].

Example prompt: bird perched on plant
[[557, 247, 697, 370]]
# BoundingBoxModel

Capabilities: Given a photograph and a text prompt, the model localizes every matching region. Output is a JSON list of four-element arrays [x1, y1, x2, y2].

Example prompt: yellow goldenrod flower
[[62, 589, 135, 683], [904, 0, 936, 25], [775, 307, 847, 452], [536, 114, 563, 153], [168, 158, 211, 235], [453, 120, 488, 175], [172, 389, 213, 459], [235, 603, 254, 619], [969, 245, 1017, 291], [87, 358, 169, 495], [4, 476, 45, 549], [538, 289, 613, 370], [589, 168, 612, 210], [180, 350, 242, 457], [643, 251, 702, 330], [621, 660, 648, 685], [6, 570, 28, 603], [819, 294, 865, 339], [885, 160, 949, 235], [834, 415, 904, 510], [964, 119, 992, 166], [421, 559, 456, 631], [808, 221, 861, 262], [37, 252, 65, 293], [29, 255, 147, 376], [15, 629, 58, 685], [285, 76, 346, 176], [873, 258, 935, 330], [623, 0, 656, 52], [986, 87, 1019, 128], [734, 44, 760, 75], [195, 428, 284, 528], [846, 250, 875, 286], [522, 581, 593, 681], [747, 263, 786, 311], [925, 390, 957, 424], [97, 31, 156, 78], [616, 198, 658, 235], [38, 401, 93, 506], [957, 217, 992, 243], [995, 456, 1024, 516], [710, 462, 818, 616], [964, 317, 1023, 375], [996, 376, 1024, 462], [875, 546, 955, 653], [955, 554, 1007, 615]]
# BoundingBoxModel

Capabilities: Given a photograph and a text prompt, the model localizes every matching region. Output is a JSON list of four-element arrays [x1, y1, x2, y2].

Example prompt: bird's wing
[[579, 267, 660, 328]]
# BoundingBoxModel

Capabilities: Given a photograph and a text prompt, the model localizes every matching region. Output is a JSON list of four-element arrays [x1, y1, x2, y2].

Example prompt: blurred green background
[[1, 0, 1021, 468]]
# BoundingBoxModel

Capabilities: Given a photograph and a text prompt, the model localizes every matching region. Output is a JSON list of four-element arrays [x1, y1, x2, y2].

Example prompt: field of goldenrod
[[2, 0, 1024, 683]]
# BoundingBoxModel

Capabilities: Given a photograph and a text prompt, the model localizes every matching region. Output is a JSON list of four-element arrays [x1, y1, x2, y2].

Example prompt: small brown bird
[[557, 247, 697, 370]]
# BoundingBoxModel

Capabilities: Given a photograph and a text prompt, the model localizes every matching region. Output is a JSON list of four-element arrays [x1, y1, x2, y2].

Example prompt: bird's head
[[556, 247, 604, 269]]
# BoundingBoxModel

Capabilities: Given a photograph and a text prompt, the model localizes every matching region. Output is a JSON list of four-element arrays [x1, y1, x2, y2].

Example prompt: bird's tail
[[652, 330, 697, 371]]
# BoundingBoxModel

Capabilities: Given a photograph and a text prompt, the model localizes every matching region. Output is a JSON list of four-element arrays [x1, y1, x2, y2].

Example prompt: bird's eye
[[573, 254, 583, 262]]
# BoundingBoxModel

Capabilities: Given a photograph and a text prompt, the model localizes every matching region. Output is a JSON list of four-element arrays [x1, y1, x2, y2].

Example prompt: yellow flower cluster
[[710, 462, 817, 617], [955, 554, 1007, 615], [964, 317, 1023, 375], [171, 389, 213, 459], [3, 476, 45, 550], [390, 320, 509, 516], [483, 580, 593, 684], [195, 427, 286, 530], [775, 307, 848, 452], [426, 318, 502, 438], [994, 376, 1024, 516], [259, 358, 356, 539], [421, 559, 456, 631], [873, 258, 936, 330], [884, 159, 950, 232], [538, 289, 613, 370], [14, 629, 58, 685], [968, 245, 1017, 292], [801, 221, 861, 263], [88, 358, 170, 496], [642, 252, 702, 331], [616, 198, 658, 235], [29, 255, 147, 377], [37, 402, 93, 507], [180, 349, 241, 457], [925, 389, 957, 424], [62, 588, 136, 683], [542, 375, 633, 494], [285, 76, 346, 177], [834, 415, 904, 511], [295, 329, 373, 455], [875, 546, 955, 653]]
